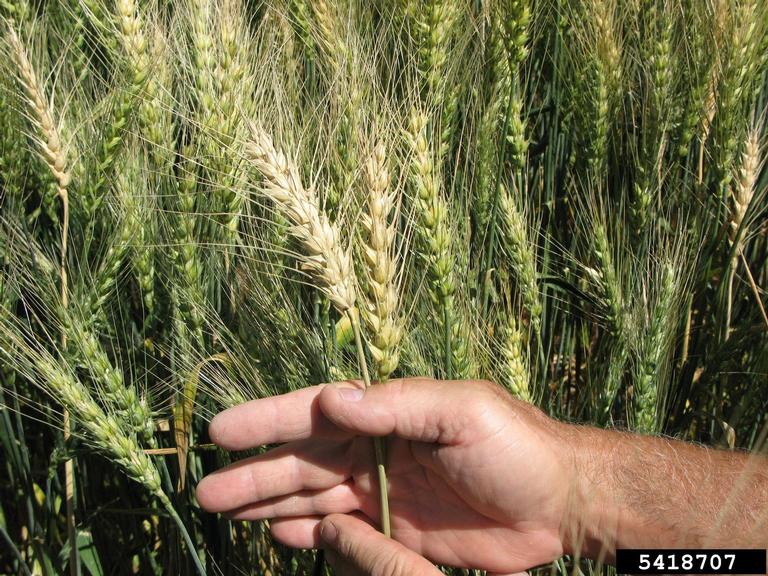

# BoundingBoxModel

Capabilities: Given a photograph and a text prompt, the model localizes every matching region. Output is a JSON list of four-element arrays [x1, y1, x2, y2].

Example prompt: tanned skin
[[196, 378, 768, 576]]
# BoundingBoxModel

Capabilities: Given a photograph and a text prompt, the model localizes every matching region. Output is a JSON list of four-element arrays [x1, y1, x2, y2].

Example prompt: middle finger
[[196, 439, 353, 512]]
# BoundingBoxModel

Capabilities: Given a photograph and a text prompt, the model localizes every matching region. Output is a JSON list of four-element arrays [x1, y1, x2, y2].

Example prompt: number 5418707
[[638, 553, 736, 572]]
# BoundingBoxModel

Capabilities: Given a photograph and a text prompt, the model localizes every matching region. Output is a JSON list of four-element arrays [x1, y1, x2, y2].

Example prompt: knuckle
[[383, 377, 408, 399], [476, 378, 506, 399]]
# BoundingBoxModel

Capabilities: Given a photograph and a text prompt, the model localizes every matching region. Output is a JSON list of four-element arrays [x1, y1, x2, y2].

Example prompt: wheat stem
[[740, 252, 768, 330], [349, 311, 391, 538], [156, 491, 206, 576], [60, 188, 75, 576]]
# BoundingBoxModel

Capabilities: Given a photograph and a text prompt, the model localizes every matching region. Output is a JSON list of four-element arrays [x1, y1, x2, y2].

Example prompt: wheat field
[[0, 0, 766, 574]]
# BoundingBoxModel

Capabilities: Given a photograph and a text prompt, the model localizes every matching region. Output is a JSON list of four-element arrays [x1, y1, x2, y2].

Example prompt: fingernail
[[337, 387, 364, 401], [320, 520, 339, 544]]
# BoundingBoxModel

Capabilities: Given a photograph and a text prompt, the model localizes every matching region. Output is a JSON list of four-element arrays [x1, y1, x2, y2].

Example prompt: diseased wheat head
[[7, 24, 70, 194], [247, 127, 356, 313], [729, 125, 763, 254]]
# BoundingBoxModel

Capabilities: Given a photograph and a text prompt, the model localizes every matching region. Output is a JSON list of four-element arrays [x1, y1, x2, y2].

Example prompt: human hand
[[196, 378, 580, 573]]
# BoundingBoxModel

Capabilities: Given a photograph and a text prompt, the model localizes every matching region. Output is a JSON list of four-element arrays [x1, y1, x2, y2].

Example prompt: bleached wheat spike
[[729, 126, 762, 254], [247, 128, 356, 312], [362, 142, 402, 381], [7, 24, 70, 194]]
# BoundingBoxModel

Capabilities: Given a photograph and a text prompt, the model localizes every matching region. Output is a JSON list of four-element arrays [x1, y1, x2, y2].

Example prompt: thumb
[[318, 378, 491, 444], [319, 513, 439, 576]]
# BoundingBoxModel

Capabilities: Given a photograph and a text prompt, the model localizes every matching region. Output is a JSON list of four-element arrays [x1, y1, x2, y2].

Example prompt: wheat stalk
[[247, 126, 394, 537], [6, 23, 76, 573]]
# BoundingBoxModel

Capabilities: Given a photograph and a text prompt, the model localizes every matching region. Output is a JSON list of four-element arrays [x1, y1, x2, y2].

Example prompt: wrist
[[556, 422, 621, 562]]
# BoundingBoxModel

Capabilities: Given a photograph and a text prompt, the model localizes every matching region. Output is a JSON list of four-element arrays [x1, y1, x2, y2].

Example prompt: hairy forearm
[[560, 425, 768, 561]]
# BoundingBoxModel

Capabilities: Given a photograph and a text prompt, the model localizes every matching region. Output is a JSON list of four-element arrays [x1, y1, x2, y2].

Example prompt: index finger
[[208, 382, 361, 450]]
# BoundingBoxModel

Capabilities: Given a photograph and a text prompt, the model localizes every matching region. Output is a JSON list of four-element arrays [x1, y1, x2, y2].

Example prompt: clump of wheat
[[361, 141, 402, 381], [0, 316, 162, 493], [247, 126, 395, 536], [0, 310, 206, 574], [246, 127, 356, 312]]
